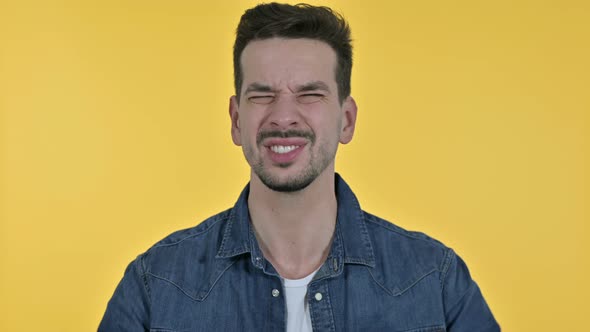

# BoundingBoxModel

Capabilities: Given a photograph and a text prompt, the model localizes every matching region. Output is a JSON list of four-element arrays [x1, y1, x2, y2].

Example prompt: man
[[99, 3, 499, 331]]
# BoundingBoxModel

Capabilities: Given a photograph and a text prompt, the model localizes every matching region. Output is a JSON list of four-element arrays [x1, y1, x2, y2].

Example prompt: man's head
[[230, 3, 357, 193], [233, 3, 352, 104]]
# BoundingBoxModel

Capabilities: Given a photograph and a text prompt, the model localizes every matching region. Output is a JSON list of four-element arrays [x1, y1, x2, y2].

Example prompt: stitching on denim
[[338, 189, 376, 266], [309, 230, 344, 283], [217, 207, 236, 255], [152, 211, 231, 249], [309, 287, 318, 331], [440, 249, 454, 291], [355, 199, 376, 264], [399, 325, 446, 332], [367, 265, 394, 296], [146, 258, 238, 302], [218, 248, 249, 257], [139, 255, 152, 306], [146, 272, 200, 302], [246, 221, 261, 264], [309, 284, 336, 332], [363, 212, 447, 249], [394, 268, 438, 296], [439, 249, 481, 316], [368, 265, 439, 297], [343, 257, 372, 265], [322, 283, 337, 332], [196, 258, 238, 301], [150, 328, 192, 332]]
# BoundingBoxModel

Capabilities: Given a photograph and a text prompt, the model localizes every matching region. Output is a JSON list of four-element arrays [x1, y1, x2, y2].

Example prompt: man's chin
[[256, 170, 316, 193], [264, 180, 313, 193]]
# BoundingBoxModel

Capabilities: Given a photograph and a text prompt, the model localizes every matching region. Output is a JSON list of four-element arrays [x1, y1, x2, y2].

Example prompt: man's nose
[[266, 95, 301, 129]]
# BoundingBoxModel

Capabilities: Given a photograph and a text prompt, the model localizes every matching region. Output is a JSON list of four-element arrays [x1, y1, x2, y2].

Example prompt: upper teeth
[[271, 145, 298, 154]]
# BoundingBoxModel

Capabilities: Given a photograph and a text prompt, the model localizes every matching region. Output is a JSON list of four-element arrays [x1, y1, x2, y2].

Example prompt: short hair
[[233, 2, 352, 103]]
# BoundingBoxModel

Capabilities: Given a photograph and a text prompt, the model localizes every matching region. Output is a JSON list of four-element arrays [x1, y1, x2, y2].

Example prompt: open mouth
[[263, 140, 307, 164], [260, 134, 310, 165], [269, 145, 300, 154]]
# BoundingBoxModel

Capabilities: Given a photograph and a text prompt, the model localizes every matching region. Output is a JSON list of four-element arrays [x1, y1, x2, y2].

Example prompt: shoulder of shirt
[[147, 208, 232, 249], [362, 210, 448, 249], [360, 210, 455, 296], [130, 208, 234, 301], [136, 207, 232, 270]]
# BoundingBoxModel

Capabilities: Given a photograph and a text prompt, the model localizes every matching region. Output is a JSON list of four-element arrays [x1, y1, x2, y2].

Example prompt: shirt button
[[272, 289, 280, 297], [314, 292, 323, 301]]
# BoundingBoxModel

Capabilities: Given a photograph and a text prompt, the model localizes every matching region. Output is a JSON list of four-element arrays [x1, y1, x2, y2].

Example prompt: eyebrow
[[243, 81, 331, 95], [295, 81, 331, 93], [244, 83, 274, 95]]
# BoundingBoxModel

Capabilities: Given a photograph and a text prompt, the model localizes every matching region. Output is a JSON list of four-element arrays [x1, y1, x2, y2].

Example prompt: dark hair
[[233, 2, 352, 103]]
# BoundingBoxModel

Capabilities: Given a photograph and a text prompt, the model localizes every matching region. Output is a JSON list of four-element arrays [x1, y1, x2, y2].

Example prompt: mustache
[[257, 129, 315, 145]]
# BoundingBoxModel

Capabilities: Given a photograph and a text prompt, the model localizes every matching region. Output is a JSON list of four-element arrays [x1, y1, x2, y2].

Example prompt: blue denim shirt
[[99, 174, 499, 331]]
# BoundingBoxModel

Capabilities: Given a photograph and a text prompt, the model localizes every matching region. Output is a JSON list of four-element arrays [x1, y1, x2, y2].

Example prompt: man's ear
[[339, 96, 358, 144], [229, 95, 242, 146]]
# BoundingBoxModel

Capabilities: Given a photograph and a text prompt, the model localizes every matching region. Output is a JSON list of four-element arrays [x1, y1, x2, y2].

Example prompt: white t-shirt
[[282, 268, 320, 332]]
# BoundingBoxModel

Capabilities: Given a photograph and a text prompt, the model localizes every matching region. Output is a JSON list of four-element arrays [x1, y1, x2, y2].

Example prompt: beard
[[244, 129, 337, 193], [254, 162, 319, 192]]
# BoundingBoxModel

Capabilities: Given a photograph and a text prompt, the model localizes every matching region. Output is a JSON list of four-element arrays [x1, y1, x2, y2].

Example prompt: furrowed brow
[[244, 83, 274, 94], [296, 81, 331, 93]]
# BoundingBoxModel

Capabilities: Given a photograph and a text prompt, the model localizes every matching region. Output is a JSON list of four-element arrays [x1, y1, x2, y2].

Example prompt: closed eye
[[297, 93, 324, 104], [248, 95, 275, 105]]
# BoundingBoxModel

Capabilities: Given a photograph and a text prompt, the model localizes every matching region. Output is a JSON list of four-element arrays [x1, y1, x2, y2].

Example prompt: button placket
[[308, 282, 336, 331]]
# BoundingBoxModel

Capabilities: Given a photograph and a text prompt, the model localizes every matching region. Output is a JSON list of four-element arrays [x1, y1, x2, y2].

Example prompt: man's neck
[[247, 169, 337, 279]]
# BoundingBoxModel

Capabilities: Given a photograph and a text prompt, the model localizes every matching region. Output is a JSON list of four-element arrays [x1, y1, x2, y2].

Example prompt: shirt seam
[[363, 212, 448, 250], [151, 213, 231, 249], [440, 248, 454, 291], [138, 254, 152, 308]]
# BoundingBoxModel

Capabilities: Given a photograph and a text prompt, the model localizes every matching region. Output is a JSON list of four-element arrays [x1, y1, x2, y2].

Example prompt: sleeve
[[98, 255, 151, 332], [441, 249, 501, 332]]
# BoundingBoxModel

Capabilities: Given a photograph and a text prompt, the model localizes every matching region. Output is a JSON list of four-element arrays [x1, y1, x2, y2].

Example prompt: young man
[[99, 3, 499, 331]]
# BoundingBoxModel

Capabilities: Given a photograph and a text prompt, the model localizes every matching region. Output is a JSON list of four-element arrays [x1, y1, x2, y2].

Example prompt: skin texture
[[228, 38, 358, 278]]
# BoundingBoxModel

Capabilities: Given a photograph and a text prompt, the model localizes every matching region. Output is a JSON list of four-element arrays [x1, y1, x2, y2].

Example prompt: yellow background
[[1, 0, 588, 330]]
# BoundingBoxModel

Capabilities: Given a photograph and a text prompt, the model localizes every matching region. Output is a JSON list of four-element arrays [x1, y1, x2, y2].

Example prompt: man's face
[[229, 38, 357, 192]]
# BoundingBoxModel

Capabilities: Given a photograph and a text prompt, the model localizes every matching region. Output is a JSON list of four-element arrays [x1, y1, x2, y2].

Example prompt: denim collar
[[216, 173, 376, 272]]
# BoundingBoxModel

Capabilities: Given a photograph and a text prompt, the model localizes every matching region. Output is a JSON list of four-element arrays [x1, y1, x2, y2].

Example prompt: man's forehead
[[240, 38, 338, 92], [241, 38, 336, 66]]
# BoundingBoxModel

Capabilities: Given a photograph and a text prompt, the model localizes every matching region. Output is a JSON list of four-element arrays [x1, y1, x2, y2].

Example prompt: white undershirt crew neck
[[281, 268, 321, 332]]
